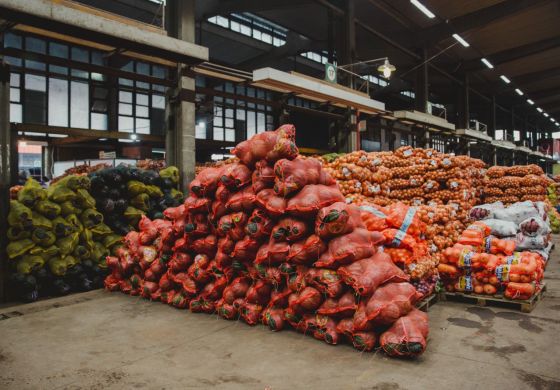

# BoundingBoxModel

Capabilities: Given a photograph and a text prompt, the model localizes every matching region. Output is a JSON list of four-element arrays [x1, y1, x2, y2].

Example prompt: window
[[10, 73, 22, 123], [208, 12, 288, 47], [24, 74, 47, 124], [70, 81, 89, 128], [48, 78, 69, 127]]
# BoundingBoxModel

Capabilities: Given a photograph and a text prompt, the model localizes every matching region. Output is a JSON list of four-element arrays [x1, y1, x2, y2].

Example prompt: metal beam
[[530, 87, 560, 101], [215, 0, 314, 16], [418, 0, 549, 45], [513, 66, 560, 85], [0, 0, 208, 64], [462, 35, 560, 71]]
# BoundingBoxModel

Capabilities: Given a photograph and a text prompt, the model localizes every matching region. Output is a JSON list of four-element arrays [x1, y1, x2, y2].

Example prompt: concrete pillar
[[165, 0, 196, 192], [0, 62, 11, 301], [43, 145, 54, 180]]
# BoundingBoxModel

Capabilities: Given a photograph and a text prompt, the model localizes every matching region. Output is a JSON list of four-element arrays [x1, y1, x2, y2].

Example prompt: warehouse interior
[[1, 1, 560, 389]]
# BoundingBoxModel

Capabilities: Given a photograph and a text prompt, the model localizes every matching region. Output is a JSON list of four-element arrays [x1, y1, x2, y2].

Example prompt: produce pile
[[7, 176, 120, 302], [482, 165, 548, 205], [88, 166, 184, 235], [439, 201, 550, 299], [104, 125, 430, 358], [136, 159, 166, 171], [50, 163, 110, 184]]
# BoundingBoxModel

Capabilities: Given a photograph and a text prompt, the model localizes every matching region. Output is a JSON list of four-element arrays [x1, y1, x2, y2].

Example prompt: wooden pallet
[[416, 292, 439, 312], [441, 283, 547, 313]]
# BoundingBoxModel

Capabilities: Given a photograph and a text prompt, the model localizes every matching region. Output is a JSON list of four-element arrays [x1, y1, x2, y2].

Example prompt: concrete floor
[[1, 255, 560, 390]]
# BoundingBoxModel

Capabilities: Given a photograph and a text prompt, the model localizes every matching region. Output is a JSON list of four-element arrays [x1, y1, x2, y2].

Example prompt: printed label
[[442, 158, 452, 167], [458, 275, 473, 292], [506, 253, 521, 265], [458, 249, 474, 268], [342, 167, 351, 177], [430, 159, 437, 167], [399, 207, 417, 235], [403, 149, 413, 157], [495, 264, 511, 282], [392, 229, 407, 247], [359, 205, 387, 219], [484, 237, 492, 253], [450, 181, 458, 188], [426, 150, 433, 157]]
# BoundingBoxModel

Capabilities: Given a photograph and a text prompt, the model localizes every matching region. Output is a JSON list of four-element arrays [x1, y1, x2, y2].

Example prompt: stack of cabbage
[[7, 176, 121, 302], [88, 166, 183, 235]]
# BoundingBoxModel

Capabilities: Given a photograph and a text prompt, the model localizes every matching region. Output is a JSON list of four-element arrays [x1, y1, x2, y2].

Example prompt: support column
[[415, 48, 428, 113], [165, 0, 196, 192], [0, 62, 11, 301]]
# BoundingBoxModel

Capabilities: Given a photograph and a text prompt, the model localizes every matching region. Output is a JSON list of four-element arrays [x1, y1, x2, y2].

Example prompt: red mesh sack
[[352, 331, 377, 352], [210, 200, 227, 223], [385, 203, 424, 237], [189, 296, 216, 313], [269, 287, 292, 308], [287, 234, 327, 265], [271, 217, 309, 242], [168, 272, 198, 295], [360, 204, 389, 231], [315, 202, 364, 239], [104, 274, 121, 291], [184, 195, 211, 214], [382, 228, 418, 253], [215, 185, 231, 203], [215, 236, 235, 269], [255, 240, 290, 265], [226, 186, 256, 212], [123, 231, 141, 254], [222, 276, 250, 304], [184, 213, 211, 238], [240, 302, 264, 326], [313, 315, 340, 345], [335, 317, 354, 339], [168, 252, 192, 273], [288, 286, 323, 314], [189, 235, 217, 258], [245, 209, 274, 240], [163, 204, 186, 221], [256, 189, 287, 217], [353, 282, 420, 330], [220, 163, 252, 190], [286, 184, 345, 218], [338, 252, 410, 296], [287, 265, 308, 292], [158, 272, 173, 292], [245, 279, 272, 305], [231, 236, 260, 262], [189, 166, 224, 197], [140, 281, 158, 299], [252, 160, 275, 193], [232, 124, 297, 167], [262, 306, 286, 331], [315, 228, 384, 269], [380, 308, 429, 358], [273, 157, 334, 197], [200, 276, 228, 301], [217, 212, 247, 241], [316, 291, 357, 318], [170, 290, 191, 309], [305, 268, 345, 298], [187, 254, 212, 284], [216, 298, 238, 320]]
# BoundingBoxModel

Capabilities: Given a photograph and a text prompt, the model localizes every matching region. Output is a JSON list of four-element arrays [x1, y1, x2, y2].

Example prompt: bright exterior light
[[131, 134, 138, 140], [19, 141, 27, 147], [515, 89, 523, 96], [537, 107, 543, 113], [527, 99, 534, 105], [377, 59, 396, 79], [452, 34, 470, 47], [500, 75, 511, 84], [481, 58, 494, 69], [544, 113, 549, 117], [410, 0, 435, 18]]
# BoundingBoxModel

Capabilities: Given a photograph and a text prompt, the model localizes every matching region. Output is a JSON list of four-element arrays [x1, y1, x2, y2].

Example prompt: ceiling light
[[527, 99, 534, 105], [410, 0, 435, 18], [377, 59, 396, 79], [452, 34, 470, 47], [500, 75, 511, 84], [537, 107, 543, 113], [544, 113, 549, 117], [481, 58, 494, 69], [515, 89, 523, 96], [550, 117, 555, 123]]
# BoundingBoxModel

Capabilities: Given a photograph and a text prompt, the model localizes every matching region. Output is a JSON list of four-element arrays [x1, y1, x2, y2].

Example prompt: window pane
[[71, 47, 89, 62], [236, 109, 246, 120], [25, 74, 46, 92], [119, 103, 133, 115], [91, 113, 108, 130], [137, 62, 150, 75], [26, 37, 46, 53], [10, 73, 20, 86], [71, 69, 89, 79], [49, 42, 68, 58], [10, 103, 22, 123], [257, 112, 265, 133], [152, 94, 165, 109], [119, 91, 133, 103], [217, 16, 229, 28], [119, 116, 134, 133], [240, 24, 251, 36], [25, 60, 46, 71], [231, 21, 240, 32], [195, 121, 206, 139], [10, 88, 20, 103], [136, 118, 150, 134], [152, 65, 165, 79], [225, 118, 234, 128], [137, 81, 150, 90], [70, 81, 89, 128], [49, 65, 68, 75], [48, 78, 69, 127], [247, 111, 256, 138], [136, 105, 149, 117], [91, 73, 105, 81], [213, 127, 224, 140], [119, 78, 133, 86], [137, 93, 149, 106], [4, 32, 22, 49], [24, 75, 47, 124], [91, 51, 104, 65], [225, 128, 235, 142]]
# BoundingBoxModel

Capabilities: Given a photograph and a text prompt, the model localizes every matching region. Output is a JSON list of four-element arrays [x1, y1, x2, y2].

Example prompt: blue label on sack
[[359, 205, 387, 219], [495, 265, 510, 282], [399, 207, 417, 235], [392, 230, 407, 247], [485, 236, 493, 253], [506, 253, 521, 265], [458, 250, 474, 269]]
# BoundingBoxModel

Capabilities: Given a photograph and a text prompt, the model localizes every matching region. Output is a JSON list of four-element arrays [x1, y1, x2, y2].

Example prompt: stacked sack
[[483, 165, 547, 205], [104, 125, 430, 358], [358, 202, 439, 298], [7, 176, 120, 302], [438, 220, 546, 299], [88, 165, 184, 235]]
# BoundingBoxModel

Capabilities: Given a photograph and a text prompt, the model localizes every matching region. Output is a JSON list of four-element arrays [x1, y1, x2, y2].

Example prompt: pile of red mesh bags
[[104, 125, 430, 358], [438, 220, 546, 299]]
